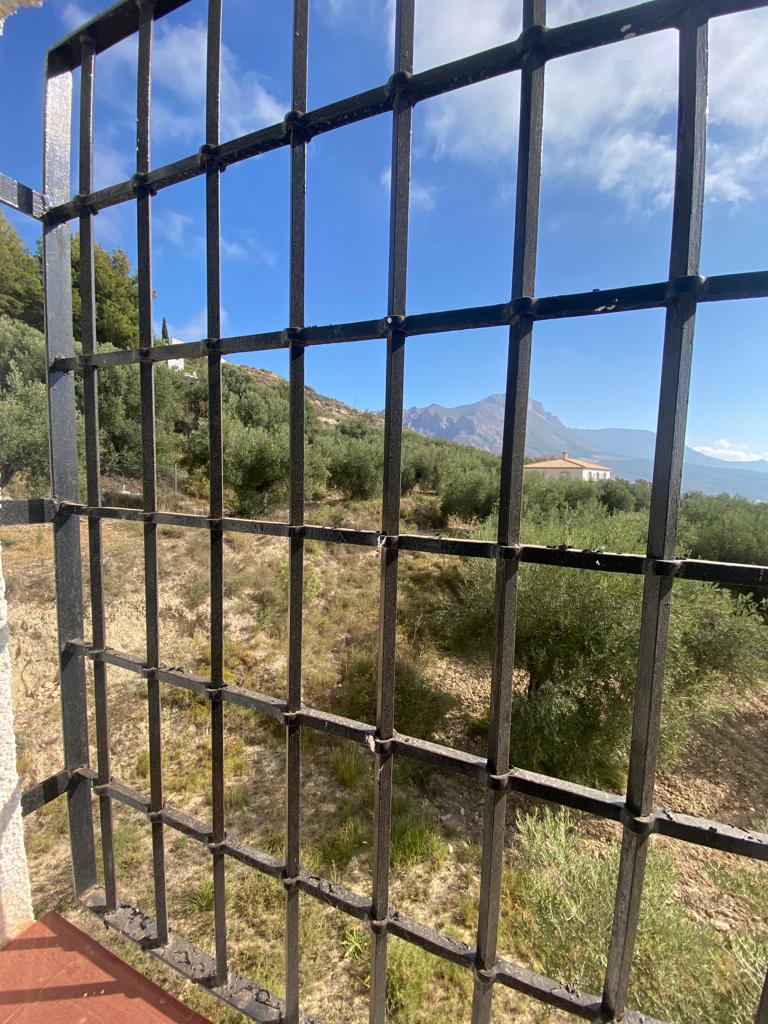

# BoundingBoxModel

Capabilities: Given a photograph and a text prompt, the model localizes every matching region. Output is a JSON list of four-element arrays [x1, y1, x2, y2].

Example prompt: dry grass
[[2, 494, 767, 1023]]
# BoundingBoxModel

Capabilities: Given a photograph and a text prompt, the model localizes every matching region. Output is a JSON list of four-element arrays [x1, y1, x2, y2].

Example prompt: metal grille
[[3, 1, 768, 1022]]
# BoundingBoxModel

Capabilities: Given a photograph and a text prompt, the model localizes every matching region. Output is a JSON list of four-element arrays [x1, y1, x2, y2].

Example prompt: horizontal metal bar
[[81, 887, 664, 1024], [297, 707, 376, 745], [0, 172, 46, 219], [21, 767, 73, 816], [47, 0, 192, 73], [0, 498, 55, 526], [44, 0, 768, 223], [64, 642, 768, 864], [493, 956, 663, 1023], [81, 891, 316, 1024], [54, 508, 768, 590], [50, 269, 768, 372]]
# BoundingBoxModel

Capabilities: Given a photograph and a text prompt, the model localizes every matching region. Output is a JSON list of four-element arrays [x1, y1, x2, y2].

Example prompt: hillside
[[403, 394, 768, 500]]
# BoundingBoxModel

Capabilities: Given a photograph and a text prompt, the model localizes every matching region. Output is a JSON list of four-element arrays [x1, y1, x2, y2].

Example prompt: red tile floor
[[0, 913, 212, 1023]]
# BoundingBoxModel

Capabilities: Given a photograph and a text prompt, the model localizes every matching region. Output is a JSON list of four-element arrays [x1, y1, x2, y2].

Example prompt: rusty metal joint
[[667, 273, 705, 299], [130, 173, 155, 198], [487, 771, 509, 791], [620, 807, 656, 838], [519, 23, 549, 62], [653, 558, 683, 578], [499, 544, 522, 561], [387, 70, 413, 106], [198, 143, 226, 173], [510, 295, 536, 318], [283, 109, 308, 143], [472, 962, 496, 986]]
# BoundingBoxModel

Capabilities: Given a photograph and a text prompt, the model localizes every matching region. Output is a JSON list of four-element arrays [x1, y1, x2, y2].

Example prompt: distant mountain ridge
[[402, 395, 768, 501]]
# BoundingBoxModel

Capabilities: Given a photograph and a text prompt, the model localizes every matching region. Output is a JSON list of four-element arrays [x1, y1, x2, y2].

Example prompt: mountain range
[[402, 395, 768, 501]]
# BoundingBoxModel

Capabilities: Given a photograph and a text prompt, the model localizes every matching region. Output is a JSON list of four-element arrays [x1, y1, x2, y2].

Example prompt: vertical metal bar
[[602, 12, 708, 1019], [470, 4, 546, 1023], [136, 0, 169, 947], [756, 970, 768, 1024], [369, 4, 414, 1021], [79, 37, 117, 912], [206, 0, 228, 987], [285, 0, 308, 1019], [42, 60, 97, 902]]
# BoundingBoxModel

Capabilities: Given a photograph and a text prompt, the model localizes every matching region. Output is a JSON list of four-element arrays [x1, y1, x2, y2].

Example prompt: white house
[[524, 451, 612, 481], [167, 336, 187, 373]]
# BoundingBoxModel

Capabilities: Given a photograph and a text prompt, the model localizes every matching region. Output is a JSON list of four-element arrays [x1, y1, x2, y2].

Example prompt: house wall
[[524, 467, 612, 481], [0, 541, 33, 945]]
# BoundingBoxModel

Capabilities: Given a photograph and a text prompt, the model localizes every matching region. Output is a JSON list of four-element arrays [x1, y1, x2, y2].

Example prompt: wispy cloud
[[693, 438, 768, 463], [151, 22, 284, 143], [412, 0, 768, 208], [380, 167, 437, 211], [168, 305, 229, 343]]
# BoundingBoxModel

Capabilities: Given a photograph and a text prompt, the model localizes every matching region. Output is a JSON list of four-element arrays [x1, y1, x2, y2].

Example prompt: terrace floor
[[0, 912, 211, 1024]]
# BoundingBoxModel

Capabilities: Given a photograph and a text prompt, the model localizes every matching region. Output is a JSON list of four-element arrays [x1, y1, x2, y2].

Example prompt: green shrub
[[432, 505, 768, 788], [334, 650, 455, 741]]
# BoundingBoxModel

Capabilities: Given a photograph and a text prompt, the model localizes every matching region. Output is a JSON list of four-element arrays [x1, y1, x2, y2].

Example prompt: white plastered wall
[[0, 540, 33, 945]]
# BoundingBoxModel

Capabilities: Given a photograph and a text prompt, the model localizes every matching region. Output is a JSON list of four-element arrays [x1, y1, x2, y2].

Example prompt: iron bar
[[42, 57, 97, 900], [602, 11, 709, 1019], [48, 265, 768, 375], [0, 171, 45, 219], [79, 36, 117, 913], [135, 0, 169, 947], [204, 0, 228, 987], [369, 4, 414, 1020], [285, 0, 309, 1019], [471, 4, 546, 1021]]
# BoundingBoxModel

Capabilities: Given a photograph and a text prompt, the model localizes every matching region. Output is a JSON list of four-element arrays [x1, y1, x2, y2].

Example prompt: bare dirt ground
[[2, 511, 766, 1023]]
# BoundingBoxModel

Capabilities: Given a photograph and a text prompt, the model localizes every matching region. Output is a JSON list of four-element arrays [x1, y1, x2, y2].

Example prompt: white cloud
[[169, 305, 229, 343], [151, 22, 284, 143], [693, 439, 768, 463], [412, 0, 768, 208], [59, 2, 89, 31], [93, 143, 132, 191], [380, 166, 437, 211], [156, 210, 194, 247]]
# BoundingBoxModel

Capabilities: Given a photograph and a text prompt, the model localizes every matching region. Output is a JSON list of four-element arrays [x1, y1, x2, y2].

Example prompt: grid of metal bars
[[2, 0, 768, 1021]]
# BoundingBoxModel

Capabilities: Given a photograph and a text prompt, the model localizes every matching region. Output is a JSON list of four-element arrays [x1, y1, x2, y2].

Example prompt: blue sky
[[1, 0, 766, 460]]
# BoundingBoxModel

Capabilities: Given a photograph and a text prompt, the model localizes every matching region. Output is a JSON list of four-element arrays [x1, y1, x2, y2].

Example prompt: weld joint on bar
[[518, 22, 549, 58], [620, 806, 656, 839], [281, 873, 300, 893], [198, 143, 227, 173], [130, 172, 156, 198], [385, 314, 405, 330], [368, 916, 388, 936], [376, 532, 397, 549], [510, 295, 536, 318], [207, 839, 227, 855], [283, 109, 308, 143], [652, 557, 683, 578], [472, 961, 497, 986], [667, 273, 705, 299], [499, 544, 521, 561], [386, 70, 414, 105]]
